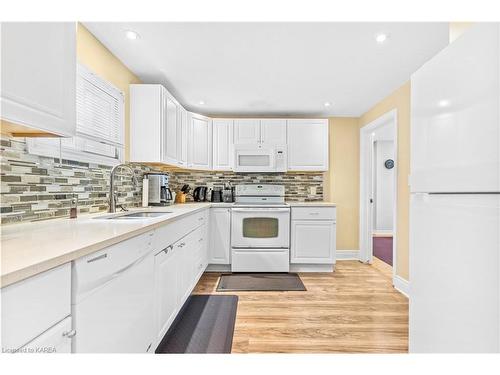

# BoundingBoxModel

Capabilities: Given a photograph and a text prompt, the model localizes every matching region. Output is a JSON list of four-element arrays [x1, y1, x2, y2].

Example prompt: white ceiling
[[84, 22, 449, 117]]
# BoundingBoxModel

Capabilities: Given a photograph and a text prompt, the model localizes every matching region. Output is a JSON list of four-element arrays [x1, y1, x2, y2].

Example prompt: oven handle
[[231, 208, 290, 212]]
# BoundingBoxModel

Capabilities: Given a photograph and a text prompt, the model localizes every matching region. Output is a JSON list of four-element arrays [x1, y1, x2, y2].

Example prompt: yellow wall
[[76, 24, 141, 161], [324, 118, 360, 250], [449, 22, 474, 43], [359, 82, 411, 280]]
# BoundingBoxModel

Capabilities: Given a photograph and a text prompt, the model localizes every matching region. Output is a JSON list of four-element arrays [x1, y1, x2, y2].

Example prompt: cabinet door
[[189, 113, 212, 169], [209, 208, 231, 264], [20, 316, 72, 354], [0, 22, 76, 136], [177, 107, 189, 167], [261, 119, 287, 145], [234, 119, 261, 144], [130, 84, 163, 162], [291, 220, 336, 264], [154, 246, 178, 344], [163, 93, 178, 165], [212, 119, 234, 170], [287, 119, 329, 171]]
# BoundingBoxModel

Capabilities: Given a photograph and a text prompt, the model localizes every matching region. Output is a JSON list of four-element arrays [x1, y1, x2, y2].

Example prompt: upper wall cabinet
[[287, 119, 329, 171], [212, 119, 234, 171], [188, 113, 212, 170], [176, 107, 189, 168], [0, 22, 76, 137], [130, 84, 181, 166], [234, 119, 287, 146], [261, 119, 287, 145]]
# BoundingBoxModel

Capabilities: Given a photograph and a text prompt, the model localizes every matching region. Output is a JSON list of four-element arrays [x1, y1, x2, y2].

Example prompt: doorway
[[359, 110, 397, 278]]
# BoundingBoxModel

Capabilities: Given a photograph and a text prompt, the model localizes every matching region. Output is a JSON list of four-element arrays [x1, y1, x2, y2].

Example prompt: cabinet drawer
[[1, 263, 71, 351], [19, 316, 72, 354], [292, 206, 336, 221]]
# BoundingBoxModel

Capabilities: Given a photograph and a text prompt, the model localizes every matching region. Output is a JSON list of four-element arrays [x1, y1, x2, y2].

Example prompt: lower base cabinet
[[153, 221, 208, 349], [290, 207, 336, 265], [20, 316, 73, 353]]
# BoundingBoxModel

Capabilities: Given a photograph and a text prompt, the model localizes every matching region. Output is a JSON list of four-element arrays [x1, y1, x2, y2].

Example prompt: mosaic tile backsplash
[[1, 134, 324, 225], [169, 171, 324, 202], [0, 135, 159, 225]]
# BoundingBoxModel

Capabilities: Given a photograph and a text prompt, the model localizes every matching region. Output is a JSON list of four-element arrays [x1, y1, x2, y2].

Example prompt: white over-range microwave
[[233, 144, 287, 172]]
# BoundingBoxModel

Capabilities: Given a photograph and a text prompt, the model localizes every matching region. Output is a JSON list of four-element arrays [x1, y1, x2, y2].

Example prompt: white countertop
[[1, 203, 212, 288], [1, 200, 335, 288]]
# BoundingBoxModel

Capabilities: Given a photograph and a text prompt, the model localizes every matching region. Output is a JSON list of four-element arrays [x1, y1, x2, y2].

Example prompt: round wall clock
[[384, 159, 394, 169]]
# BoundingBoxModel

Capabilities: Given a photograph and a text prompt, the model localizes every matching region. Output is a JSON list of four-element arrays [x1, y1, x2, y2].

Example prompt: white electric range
[[230, 184, 290, 272]]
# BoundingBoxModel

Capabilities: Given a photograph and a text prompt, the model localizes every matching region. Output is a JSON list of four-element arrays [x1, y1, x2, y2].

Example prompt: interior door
[[409, 193, 500, 352], [410, 24, 499, 193]]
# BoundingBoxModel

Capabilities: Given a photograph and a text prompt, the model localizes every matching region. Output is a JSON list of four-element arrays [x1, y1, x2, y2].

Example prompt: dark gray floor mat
[[155, 294, 238, 354], [217, 273, 306, 292]]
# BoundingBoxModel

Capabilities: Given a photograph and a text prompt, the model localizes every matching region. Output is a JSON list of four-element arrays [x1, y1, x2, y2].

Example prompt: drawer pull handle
[[309, 212, 319, 215], [87, 254, 107, 263], [163, 245, 173, 254], [198, 238, 203, 242], [62, 329, 77, 338], [198, 217, 204, 221]]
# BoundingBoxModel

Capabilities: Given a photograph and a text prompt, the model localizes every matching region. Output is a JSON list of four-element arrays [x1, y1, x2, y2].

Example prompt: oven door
[[231, 207, 290, 248], [234, 146, 276, 172]]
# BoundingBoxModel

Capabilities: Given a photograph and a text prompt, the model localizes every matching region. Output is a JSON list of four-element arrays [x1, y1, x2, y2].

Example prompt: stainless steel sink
[[94, 211, 173, 220]]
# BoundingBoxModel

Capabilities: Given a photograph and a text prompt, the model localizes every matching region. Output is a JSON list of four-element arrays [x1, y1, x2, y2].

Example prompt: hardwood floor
[[193, 260, 409, 353]]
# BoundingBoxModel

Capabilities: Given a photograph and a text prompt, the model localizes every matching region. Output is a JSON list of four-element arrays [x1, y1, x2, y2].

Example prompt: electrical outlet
[[309, 186, 317, 195]]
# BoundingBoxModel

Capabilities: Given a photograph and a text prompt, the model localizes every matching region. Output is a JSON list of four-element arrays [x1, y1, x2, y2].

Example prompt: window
[[27, 64, 125, 165]]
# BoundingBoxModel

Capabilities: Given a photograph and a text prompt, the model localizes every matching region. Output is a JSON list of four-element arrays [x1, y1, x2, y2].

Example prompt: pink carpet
[[373, 237, 393, 266]]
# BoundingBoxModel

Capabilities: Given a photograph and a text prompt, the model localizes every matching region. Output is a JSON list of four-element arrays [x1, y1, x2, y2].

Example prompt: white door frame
[[359, 109, 398, 279]]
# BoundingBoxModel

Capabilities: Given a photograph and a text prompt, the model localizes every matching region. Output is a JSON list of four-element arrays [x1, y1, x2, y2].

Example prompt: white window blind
[[28, 63, 125, 165]]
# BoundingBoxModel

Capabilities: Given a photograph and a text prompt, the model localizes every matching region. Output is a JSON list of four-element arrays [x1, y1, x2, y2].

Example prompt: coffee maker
[[146, 173, 172, 206]]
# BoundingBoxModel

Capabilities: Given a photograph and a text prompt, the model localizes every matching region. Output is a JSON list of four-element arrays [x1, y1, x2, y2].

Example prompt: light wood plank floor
[[193, 260, 408, 353]]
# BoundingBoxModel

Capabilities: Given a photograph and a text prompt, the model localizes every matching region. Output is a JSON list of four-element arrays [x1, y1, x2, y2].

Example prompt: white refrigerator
[[409, 23, 500, 352]]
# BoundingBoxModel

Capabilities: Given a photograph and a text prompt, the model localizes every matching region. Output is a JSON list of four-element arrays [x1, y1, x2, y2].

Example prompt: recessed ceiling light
[[438, 99, 450, 107], [324, 102, 331, 107], [125, 30, 140, 40], [375, 33, 388, 44], [198, 100, 205, 105]]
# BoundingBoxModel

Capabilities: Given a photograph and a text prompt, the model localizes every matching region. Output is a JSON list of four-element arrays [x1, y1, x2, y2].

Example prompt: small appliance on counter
[[222, 181, 234, 203], [145, 173, 173, 206], [193, 186, 208, 202], [210, 187, 223, 202]]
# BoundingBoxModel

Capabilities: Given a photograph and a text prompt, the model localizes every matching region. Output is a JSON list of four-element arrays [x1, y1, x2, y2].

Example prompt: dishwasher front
[[72, 231, 155, 353]]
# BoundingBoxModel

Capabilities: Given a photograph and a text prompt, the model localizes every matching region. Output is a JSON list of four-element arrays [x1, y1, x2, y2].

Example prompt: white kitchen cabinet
[[287, 119, 329, 171], [1, 263, 71, 352], [261, 119, 287, 145], [0, 22, 76, 137], [163, 95, 178, 165], [20, 316, 73, 354], [234, 119, 261, 144], [177, 107, 189, 167], [188, 113, 212, 169], [209, 208, 231, 264], [291, 207, 336, 264], [154, 244, 179, 345], [130, 84, 180, 167], [212, 119, 234, 170], [233, 119, 286, 146]]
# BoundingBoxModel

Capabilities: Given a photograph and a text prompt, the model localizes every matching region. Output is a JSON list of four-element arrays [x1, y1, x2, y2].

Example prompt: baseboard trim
[[336, 250, 360, 260], [393, 275, 409, 298], [290, 264, 334, 272], [206, 264, 231, 272]]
